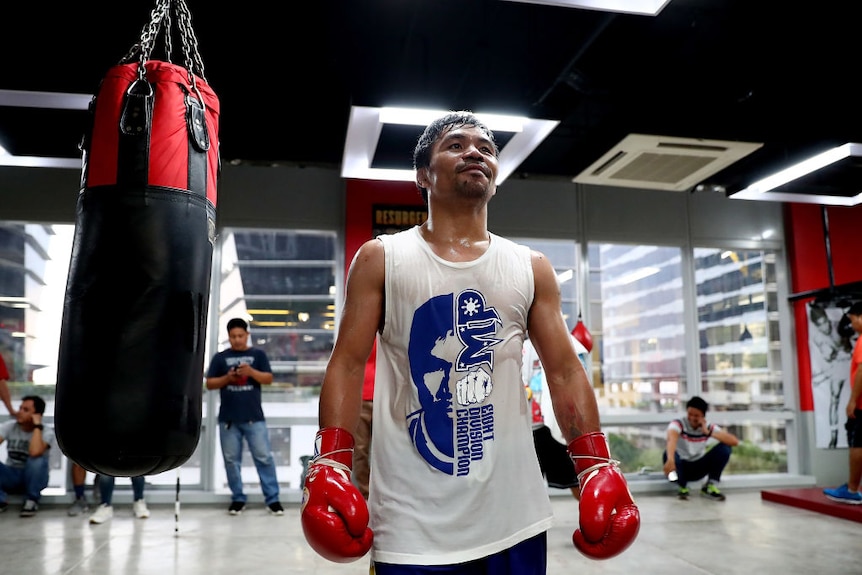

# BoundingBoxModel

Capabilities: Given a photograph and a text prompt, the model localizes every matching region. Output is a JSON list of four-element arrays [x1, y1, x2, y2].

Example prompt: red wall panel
[[343, 179, 424, 277], [785, 203, 862, 411]]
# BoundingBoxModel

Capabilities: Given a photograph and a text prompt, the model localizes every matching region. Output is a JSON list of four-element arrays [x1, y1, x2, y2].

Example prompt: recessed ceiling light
[[341, 106, 558, 185], [500, 0, 672, 17], [729, 143, 862, 206]]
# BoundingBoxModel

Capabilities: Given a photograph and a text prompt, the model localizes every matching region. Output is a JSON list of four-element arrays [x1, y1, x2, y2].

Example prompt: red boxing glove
[[301, 427, 373, 563], [568, 432, 640, 560]]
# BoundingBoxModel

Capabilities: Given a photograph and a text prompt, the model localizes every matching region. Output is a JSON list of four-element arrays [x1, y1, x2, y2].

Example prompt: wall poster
[[807, 301, 855, 449]]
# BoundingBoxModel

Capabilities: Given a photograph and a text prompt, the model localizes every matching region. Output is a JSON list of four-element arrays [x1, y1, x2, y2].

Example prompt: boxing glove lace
[[301, 427, 373, 563], [568, 431, 640, 560]]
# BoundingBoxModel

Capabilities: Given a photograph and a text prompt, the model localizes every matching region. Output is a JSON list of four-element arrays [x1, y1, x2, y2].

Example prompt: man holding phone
[[205, 317, 284, 516]]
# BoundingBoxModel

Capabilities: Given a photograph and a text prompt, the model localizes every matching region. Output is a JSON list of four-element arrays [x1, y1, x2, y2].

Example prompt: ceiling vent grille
[[573, 134, 762, 191]]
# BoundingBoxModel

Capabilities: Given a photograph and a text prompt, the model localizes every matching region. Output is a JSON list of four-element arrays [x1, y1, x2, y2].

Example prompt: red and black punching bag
[[55, 1, 219, 477]]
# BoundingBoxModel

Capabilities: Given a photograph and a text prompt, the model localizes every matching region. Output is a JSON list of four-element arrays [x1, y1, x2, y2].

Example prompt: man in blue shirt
[[206, 317, 283, 516]]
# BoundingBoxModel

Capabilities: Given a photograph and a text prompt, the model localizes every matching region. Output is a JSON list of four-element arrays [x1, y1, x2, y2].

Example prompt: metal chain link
[[174, 0, 206, 82], [118, 0, 207, 84]]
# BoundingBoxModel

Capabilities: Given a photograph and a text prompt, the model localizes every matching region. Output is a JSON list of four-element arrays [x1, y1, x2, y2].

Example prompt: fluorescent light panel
[[730, 142, 862, 206], [500, 0, 672, 17], [341, 105, 558, 185], [0, 89, 90, 169]]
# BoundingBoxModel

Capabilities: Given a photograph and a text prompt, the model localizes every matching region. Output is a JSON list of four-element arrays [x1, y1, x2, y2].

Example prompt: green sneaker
[[677, 487, 690, 500], [701, 482, 726, 501]]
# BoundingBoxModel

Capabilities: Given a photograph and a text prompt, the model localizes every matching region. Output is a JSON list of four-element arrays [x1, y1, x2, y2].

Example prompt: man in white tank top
[[300, 111, 640, 574]]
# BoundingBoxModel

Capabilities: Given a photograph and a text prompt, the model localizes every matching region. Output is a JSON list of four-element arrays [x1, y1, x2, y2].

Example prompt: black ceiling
[[3, 0, 862, 196]]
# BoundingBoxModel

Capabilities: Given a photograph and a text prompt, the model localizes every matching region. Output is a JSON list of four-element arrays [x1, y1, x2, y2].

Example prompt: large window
[[589, 242, 787, 476], [513, 237, 581, 329], [0, 219, 795, 495], [589, 243, 686, 412], [208, 228, 338, 492], [0, 223, 339, 496]]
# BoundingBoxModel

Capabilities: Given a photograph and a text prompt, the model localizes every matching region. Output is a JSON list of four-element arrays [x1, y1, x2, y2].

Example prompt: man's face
[[813, 311, 831, 335], [16, 399, 36, 425], [686, 406, 706, 428], [228, 327, 249, 351], [850, 313, 862, 335], [420, 125, 498, 200]]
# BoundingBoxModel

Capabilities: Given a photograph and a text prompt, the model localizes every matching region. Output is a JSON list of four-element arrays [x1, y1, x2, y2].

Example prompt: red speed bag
[[572, 315, 593, 353], [55, 60, 219, 477]]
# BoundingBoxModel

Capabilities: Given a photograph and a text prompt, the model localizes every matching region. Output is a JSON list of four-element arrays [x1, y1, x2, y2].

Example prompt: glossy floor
[[0, 489, 858, 575]]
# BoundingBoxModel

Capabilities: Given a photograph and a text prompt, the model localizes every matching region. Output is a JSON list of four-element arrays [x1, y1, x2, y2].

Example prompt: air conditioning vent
[[573, 134, 762, 191]]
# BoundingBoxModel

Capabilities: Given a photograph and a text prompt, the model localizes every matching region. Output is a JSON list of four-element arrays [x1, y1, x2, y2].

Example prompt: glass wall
[[590, 242, 787, 477], [588, 243, 686, 412], [207, 228, 338, 493], [0, 219, 794, 498]]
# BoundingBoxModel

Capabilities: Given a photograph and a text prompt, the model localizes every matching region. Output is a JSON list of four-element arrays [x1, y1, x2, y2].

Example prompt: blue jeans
[[98, 475, 145, 505], [0, 455, 50, 502], [663, 442, 732, 488], [219, 420, 280, 504]]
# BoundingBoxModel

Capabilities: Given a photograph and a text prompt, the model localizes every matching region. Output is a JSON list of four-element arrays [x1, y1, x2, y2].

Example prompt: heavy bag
[[55, 58, 220, 477]]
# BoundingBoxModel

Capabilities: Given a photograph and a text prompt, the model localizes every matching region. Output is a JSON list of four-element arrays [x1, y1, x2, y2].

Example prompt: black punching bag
[[55, 55, 220, 476]]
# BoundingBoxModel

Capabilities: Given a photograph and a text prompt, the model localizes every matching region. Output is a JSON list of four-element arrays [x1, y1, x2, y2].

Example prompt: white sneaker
[[89, 504, 113, 524], [133, 499, 150, 519]]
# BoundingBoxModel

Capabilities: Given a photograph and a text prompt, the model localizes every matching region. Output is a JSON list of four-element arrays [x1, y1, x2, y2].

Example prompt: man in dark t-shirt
[[206, 317, 283, 516]]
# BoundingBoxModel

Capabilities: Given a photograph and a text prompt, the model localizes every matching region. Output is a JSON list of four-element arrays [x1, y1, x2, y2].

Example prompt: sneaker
[[228, 501, 246, 515], [701, 482, 726, 501], [824, 484, 862, 505], [267, 501, 284, 516], [68, 496, 90, 517], [133, 499, 150, 519], [0, 501, 7, 513], [89, 503, 114, 524], [19, 500, 38, 517], [677, 487, 690, 500]]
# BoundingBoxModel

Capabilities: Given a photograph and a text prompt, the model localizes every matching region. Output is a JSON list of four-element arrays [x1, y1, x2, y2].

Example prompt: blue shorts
[[373, 532, 547, 575]]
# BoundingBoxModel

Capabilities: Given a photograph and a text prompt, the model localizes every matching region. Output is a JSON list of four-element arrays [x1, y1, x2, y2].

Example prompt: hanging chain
[[174, 0, 206, 82], [118, 0, 207, 85]]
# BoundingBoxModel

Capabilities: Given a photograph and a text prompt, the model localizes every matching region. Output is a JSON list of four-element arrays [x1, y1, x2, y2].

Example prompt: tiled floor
[[0, 489, 859, 575]]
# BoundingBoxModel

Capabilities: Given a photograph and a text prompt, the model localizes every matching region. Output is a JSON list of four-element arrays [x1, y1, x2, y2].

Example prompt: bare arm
[[205, 373, 232, 390], [240, 362, 273, 385], [0, 379, 15, 416], [318, 239, 385, 433], [527, 250, 600, 442], [663, 428, 680, 474], [709, 424, 740, 446], [29, 411, 49, 457]]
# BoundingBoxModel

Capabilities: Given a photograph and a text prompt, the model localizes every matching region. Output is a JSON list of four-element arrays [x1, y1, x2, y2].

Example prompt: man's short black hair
[[848, 301, 862, 316], [226, 318, 249, 333], [686, 396, 709, 415], [22, 395, 45, 414]]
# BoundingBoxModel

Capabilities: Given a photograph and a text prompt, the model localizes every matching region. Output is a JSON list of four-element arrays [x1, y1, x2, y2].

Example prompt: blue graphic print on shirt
[[406, 289, 501, 476]]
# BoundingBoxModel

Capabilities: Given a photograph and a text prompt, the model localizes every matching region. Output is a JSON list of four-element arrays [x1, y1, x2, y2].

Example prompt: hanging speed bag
[[55, 60, 220, 477]]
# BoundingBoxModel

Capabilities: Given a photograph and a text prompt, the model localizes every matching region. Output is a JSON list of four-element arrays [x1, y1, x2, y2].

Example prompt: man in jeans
[[0, 395, 54, 517], [206, 317, 284, 516]]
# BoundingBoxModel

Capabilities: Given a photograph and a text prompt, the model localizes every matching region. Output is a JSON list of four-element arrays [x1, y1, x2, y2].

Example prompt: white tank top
[[369, 226, 554, 565]]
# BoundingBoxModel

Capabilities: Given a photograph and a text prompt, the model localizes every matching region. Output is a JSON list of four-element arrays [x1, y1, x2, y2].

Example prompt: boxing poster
[[807, 302, 855, 449]]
